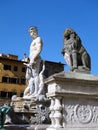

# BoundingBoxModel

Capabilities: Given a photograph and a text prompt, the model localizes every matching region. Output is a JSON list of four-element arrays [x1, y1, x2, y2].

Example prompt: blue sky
[[0, 0, 98, 75]]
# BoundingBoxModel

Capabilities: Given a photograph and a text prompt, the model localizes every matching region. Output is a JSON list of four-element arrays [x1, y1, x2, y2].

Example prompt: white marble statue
[[23, 26, 43, 99], [23, 63, 34, 97], [36, 60, 45, 97]]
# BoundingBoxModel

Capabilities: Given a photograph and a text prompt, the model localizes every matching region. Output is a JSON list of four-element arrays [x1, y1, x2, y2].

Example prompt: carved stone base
[[45, 71, 98, 130], [10, 96, 50, 125], [47, 128, 98, 130], [62, 98, 98, 129], [73, 66, 90, 74], [5, 124, 49, 130]]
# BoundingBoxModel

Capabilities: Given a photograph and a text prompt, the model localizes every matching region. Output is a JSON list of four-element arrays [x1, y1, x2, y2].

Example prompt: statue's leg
[[82, 52, 90, 71], [32, 57, 41, 96], [29, 78, 34, 95], [33, 75, 39, 95], [69, 55, 73, 71], [23, 87, 30, 97], [72, 52, 78, 70], [37, 81, 44, 96], [64, 53, 71, 66]]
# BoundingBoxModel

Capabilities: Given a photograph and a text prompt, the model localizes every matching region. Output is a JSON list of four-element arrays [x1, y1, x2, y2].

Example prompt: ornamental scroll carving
[[74, 105, 92, 124], [64, 104, 98, 125]]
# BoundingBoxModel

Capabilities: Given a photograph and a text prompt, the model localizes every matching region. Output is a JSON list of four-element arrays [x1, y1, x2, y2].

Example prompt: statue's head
[[29, 26, 38, 33], [63, 28, 76, 38], [63, 28, 81, 43], [28, 26, 38, 38]]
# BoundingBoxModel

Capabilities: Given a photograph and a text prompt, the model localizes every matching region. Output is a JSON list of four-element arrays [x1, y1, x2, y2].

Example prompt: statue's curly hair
[[63, 28, 76, 37], [28, 26, 38, 33], [63, 28, 81, 43]]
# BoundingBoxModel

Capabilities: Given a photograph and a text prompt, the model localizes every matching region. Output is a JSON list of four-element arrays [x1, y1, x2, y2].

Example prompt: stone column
[[53, 96, 62, 128], [49, 97, 55, 127]]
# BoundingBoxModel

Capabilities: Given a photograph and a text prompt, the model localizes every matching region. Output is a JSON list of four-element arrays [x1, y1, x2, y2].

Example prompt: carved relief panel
[[63, 98, 98, 128]]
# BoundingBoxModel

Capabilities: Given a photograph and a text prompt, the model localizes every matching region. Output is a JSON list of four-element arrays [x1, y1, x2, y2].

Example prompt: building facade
[[0, 53, 64, 104]]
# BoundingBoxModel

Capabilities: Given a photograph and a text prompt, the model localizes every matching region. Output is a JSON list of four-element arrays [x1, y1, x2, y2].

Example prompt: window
[[9, 77, 19, 84], [8, 92, 17, 98], [10, 78, 17, 84], [14, 66, 18, 71], [21, 77, 26, 84], [4, 64, 11, 70], [2, 77, 9, 83], [2, 76, 19, 84], [1, 91, 7, 98], [8, 92, 13, 98], [0, 91, 17, 99], [12, 91, 17, 95], [22, 67, 26, 72]]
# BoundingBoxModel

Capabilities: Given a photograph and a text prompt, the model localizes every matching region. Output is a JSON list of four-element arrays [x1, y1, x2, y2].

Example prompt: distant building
[[0, 53, 64, 104]]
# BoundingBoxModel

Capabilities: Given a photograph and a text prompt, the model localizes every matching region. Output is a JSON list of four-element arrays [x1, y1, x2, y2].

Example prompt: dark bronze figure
[[0, 104, 11, 129]]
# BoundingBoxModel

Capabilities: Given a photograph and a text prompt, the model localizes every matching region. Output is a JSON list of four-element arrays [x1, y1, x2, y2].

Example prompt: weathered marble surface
[[23, 26, 44, 99], [10, 96, 50, 125], [61, 28, 91, 73], [45, 71, 98, 130]]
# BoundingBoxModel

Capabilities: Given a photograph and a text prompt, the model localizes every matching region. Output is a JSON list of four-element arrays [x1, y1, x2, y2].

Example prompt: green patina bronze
[[0, 104, 11, 129]]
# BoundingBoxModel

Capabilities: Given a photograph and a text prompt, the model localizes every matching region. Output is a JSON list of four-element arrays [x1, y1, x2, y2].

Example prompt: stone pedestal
[[10, 96, 50, 125], [4, 124, 49, 130], [45, 71, 98, 130]]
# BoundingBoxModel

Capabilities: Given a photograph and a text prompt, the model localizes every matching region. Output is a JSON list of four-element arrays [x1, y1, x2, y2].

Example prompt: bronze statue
[[0, 104, 11, 129], [61, 28, 91, 73]]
